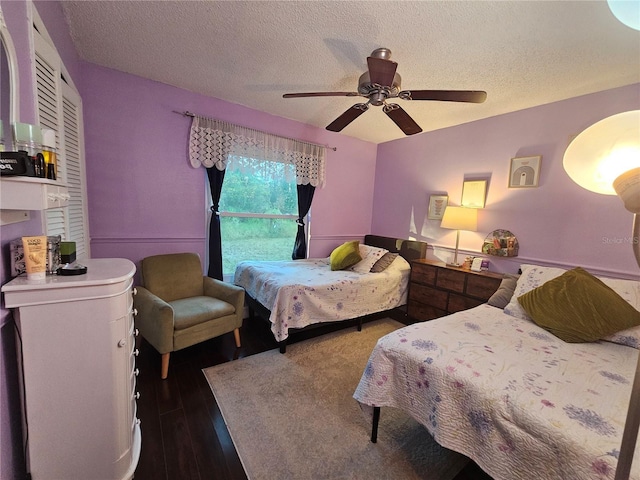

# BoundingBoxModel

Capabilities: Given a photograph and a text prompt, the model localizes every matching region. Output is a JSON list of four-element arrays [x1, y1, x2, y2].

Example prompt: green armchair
[[134, 253, 245, 379]]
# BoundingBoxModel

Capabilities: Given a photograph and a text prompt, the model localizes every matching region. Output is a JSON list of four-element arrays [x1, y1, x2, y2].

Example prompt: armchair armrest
[[133, 286, 175, 354], [203, 277, 245, 316]]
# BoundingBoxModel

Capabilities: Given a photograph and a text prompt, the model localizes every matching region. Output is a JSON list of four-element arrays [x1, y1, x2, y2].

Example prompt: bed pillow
[[503, 264, 567, 320], [370, 252, 399, 273], [349, 245, 389, 274], [487, 273, 520, 309], [517, 267, 640, 343], [329, 240, 362, 271], [599, 276, 640, 349]]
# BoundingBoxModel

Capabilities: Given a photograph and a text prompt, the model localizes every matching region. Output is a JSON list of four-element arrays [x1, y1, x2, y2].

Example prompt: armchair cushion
[[203, 277, 245, 314], [171, 296, 236, 330], [142, 253, 204, 302]]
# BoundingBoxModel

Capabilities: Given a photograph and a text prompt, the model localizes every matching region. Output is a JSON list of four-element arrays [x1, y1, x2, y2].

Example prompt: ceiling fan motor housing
[[357, 71, 402, 102]]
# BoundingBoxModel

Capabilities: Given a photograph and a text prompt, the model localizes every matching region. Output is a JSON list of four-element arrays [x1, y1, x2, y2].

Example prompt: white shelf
[[1, 176, 69, 211]]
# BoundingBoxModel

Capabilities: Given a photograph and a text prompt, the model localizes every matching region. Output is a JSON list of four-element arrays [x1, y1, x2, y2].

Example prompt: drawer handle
[[117, 339, 126, 348], [133, 391, 140, 400], [134, 328, 139, 337], [132, 308, 138, 317], [134, 368, 139, 377], [133, 349, 140, 357]]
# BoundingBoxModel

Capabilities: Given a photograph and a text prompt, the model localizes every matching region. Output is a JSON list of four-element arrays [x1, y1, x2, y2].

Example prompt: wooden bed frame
[[244, 235, 428, 353]]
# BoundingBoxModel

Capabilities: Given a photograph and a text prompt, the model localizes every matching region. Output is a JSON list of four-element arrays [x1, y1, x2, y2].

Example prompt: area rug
[[203, 318, 469, 480]]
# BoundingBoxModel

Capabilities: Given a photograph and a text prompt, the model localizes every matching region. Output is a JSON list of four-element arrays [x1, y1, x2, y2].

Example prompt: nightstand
[[408, 259, 502, 322]]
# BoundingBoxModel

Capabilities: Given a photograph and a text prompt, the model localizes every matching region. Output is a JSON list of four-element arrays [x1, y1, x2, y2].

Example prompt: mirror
[[0, 5, 20, 147]]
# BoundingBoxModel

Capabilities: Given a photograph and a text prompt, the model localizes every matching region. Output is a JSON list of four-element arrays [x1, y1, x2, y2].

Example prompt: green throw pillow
[[329, 240, 362, 271], [518, 267, 640, 343]]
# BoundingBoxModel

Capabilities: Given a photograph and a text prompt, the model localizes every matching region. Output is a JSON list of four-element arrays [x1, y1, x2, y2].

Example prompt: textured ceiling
[[61, 1, 640, 144]]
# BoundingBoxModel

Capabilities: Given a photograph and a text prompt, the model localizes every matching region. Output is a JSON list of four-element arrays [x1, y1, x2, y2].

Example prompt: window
[[33, 8, 89, 259], [218, 156, 304, 277]]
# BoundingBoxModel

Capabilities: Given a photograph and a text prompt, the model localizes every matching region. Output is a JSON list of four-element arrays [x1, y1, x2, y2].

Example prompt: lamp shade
[[563, 110, 640, 195], [440, 206, 478, 231], [607, 0, 640, 31]]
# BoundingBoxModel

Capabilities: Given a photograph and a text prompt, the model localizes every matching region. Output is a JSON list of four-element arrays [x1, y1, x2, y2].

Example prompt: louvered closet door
[[60, 85, 89, 260], [34, 23, 90, 259]]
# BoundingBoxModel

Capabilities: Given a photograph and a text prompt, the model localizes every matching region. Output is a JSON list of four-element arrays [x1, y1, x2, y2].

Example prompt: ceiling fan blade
[[326, 104, 369, 132], [383, 104, 423, 136], [399, 90, 487, 103], [283, 92, 360, 98], [367, 56, 398, 87]]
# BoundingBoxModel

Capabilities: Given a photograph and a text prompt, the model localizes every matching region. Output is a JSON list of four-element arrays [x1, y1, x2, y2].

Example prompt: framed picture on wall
[[509, 156, 542, 188], [461, 180, 487, 208], [428, 195, 448, 220]]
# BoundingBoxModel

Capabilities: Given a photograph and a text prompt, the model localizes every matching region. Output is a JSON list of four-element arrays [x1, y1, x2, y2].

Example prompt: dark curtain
[[206, 166, 226, 279], [292, 183, 315, 260]]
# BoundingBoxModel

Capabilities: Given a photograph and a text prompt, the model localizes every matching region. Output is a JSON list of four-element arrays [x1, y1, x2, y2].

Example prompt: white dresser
[[1, 258, 141, 480]]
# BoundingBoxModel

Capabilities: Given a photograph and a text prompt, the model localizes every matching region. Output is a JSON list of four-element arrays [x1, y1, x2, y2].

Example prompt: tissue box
[[60, 241, 76, 264], [10, 236, 61, 276]]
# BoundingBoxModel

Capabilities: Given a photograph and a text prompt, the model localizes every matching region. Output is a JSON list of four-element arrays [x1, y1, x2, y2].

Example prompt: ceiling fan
[[283, 48, 487, 136]]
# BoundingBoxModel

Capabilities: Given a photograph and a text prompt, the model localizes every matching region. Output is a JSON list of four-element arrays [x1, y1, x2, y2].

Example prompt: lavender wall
[[1, 2, 40, 477], [81, 63, 378, 270], [373, 83, 640, 279]]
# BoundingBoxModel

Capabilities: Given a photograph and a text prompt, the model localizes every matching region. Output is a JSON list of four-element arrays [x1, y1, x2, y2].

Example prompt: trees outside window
[[218, 157, 303, 277]]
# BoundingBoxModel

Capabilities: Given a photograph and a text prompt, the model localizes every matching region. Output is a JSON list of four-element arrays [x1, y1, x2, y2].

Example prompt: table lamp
[[440, 206, 478, 267], [563, 109, 640, 480]]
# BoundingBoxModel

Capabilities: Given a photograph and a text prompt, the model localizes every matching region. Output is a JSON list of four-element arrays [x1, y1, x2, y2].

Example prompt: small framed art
[[509, 156, 541, 188], [461, 180, 487, 208], [428, 195, 448, 220]]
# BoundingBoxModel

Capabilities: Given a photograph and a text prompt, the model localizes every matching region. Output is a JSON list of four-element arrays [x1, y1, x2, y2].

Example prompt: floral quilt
[[353, 304, 640, 480], [234, 256, 410, 341]]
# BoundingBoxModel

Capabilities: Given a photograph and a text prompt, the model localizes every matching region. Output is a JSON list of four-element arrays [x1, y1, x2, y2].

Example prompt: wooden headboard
[[364, 235, 428, 263]]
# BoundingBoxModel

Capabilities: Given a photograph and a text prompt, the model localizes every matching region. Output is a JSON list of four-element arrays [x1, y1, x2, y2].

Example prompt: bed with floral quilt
[[234, 235, 427, 351], [354, 264, 640, 479]]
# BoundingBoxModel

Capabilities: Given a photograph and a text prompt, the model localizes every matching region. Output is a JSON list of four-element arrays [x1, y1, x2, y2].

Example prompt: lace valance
[[189, 116, 326, 187]]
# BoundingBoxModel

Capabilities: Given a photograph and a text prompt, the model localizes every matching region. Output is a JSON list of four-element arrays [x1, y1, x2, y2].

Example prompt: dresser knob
[[133, 308, 138, 317], [133, 392, 140, 400], [133, 349, 139, 357], [134, 328, 139, 337], [134, 368, 139, 377], [117, 339, 126, 348], [132, 287, 137, 296]]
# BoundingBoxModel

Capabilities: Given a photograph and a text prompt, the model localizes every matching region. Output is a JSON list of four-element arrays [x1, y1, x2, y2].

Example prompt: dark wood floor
[[133, 314, 494, 480]]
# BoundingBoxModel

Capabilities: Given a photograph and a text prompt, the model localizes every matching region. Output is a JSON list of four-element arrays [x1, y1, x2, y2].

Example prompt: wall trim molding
[[310, 234, 365, 242], [91, 236, 205, 244]]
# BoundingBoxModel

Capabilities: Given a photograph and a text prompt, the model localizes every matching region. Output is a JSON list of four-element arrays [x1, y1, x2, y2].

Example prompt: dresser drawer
[[410, 283, 448, 310], [435, 268, 465, 293], [408, 301, 446, 321], [410, 263, 437, 286], [448, 293, 484, 313], [466, 275, 502, 300]]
